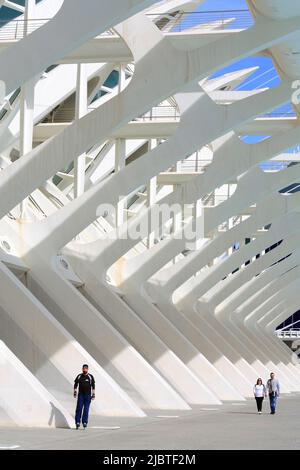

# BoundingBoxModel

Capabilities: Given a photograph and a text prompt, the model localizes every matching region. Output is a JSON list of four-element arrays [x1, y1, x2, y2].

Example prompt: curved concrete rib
[[59, 122, 300, 400], [175, 215, 300, 390], [0, 340, 73, 428], [88, 124, 300, 273], [242, 281, 300, 384], [65, 242, 247, 402], [24, 261, 190, 410], [214, 243, 300, 385], [4, 11, 294, 410], [67, 88, 296, 402], [69, 251, 240, 402], [26, 86, 292, 253], [0, 13, 299, 227], [0, 2, 299, 414], [59, 97, 300, 286], [252, 299, 300, 369], [34, 76, 292, 404], [262, 300, 300, 369], [0, 63, 108, 153], [168, 176, 300, 317], [111, 155, 300, 395], [212, 224, 300, 390], [0, 261, 146, 416], [6, 11, 230, 409], [17, 13, 298, 400], [58, 122, 298, 400], [180, 213, 300, 311], [217, 254, 300, 368], [141, 191, 300, 393], [239, 266, 300, 366], [0, 0, 157, 98], [217, 253, 299, 378]]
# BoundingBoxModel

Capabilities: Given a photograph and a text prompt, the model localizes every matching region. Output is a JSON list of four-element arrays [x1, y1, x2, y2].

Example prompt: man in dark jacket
[[74, 364, 95, 429]]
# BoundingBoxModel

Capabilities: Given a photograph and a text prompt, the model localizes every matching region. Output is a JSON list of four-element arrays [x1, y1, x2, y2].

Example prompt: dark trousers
[[255, 396, 264, 412], [75, 393, 91, 425]]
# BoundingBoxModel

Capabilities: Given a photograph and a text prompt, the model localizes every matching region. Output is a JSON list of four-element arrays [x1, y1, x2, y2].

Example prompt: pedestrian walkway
[[1, 393, 300, 450]]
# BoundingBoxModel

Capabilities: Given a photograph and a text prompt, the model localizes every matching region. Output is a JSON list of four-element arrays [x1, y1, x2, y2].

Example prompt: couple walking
[[253, 372, 280, 414]]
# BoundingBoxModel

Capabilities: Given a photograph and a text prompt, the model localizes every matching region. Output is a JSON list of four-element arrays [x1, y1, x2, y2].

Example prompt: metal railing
[[147, 9, 254, 32], [42, 105, 104, 123], [135, 106, 180, 121], [112, 108, 295, 122], [45, 105, 300, 126], [275, 329, 300, 339], [260, 161, 292, 171], [169, 158, 212, 173], [0, 9, 253, 41], [0, 18, 48, 40], [42, 106, 75, 123], [43, 104, 300, 125], [201, 193, 231, 208], [0, 8, 257, 44], [0, 18, 116, 41], [43, 105, 180, 123], [261, 111, 297, 119]]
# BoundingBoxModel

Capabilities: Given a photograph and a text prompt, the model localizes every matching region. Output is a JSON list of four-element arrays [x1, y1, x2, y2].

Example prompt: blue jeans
[[75, 393, 91, 425], [269, 393, 278, 413]]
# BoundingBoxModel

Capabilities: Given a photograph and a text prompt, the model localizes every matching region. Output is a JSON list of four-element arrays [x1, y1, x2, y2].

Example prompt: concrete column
[[118, 63, 126, 93], [194, 198, 204, 250], [74, 64, 87, 198], [175, 160, 181, 171], [174, 150, 182, 260], [24, 0, 35, 32], [19, 0, 36, 219], [115, 63, 127, 227], [0, 341, 73, 428], [115, 138, 126, 227], [172, 192, 183, 264], [147, 139, 157, 248], [20, 82, 34, 160], [0, 262, 144, 417]]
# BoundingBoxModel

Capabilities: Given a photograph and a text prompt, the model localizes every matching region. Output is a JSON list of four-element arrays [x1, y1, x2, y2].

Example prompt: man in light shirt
[[266, 372, 280, 414]]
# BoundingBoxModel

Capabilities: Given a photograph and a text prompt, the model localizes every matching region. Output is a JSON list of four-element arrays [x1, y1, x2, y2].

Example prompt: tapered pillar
[[147, 139, 157, 248], [115, 63, 127, 227], [19, 0, 36, 219], [74, 64, 87, 198]]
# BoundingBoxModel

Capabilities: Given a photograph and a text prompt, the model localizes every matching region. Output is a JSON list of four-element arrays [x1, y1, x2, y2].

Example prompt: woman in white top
[[253, 378, 267, 414]]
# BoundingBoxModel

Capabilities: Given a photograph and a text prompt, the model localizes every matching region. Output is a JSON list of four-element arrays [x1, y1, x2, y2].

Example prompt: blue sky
[[0, 1, 296, 139], [179, 0, 297, 151], [175, 0, 280, 97], [200, 0, 247, 10], [175, 0, 295, 122], [172, 0, 282, 100]]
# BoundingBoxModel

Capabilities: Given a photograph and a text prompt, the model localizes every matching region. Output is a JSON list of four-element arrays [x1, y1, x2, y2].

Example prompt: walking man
[[74, 364, 95, 429], [266, 372, 280, 414]]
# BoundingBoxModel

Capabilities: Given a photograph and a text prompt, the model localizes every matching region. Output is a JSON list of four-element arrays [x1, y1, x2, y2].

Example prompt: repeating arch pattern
[[0, 0, 300, 427]]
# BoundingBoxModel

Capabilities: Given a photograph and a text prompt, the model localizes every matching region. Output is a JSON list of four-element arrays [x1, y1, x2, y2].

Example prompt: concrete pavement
[[1, 393, 300, 450]]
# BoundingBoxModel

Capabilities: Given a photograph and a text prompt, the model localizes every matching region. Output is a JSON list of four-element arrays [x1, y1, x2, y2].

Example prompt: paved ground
[[1, 393, 300, 450]]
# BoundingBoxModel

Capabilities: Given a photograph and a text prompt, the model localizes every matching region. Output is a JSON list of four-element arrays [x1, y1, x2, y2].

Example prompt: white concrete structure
[[0, 0, 300, 428]]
